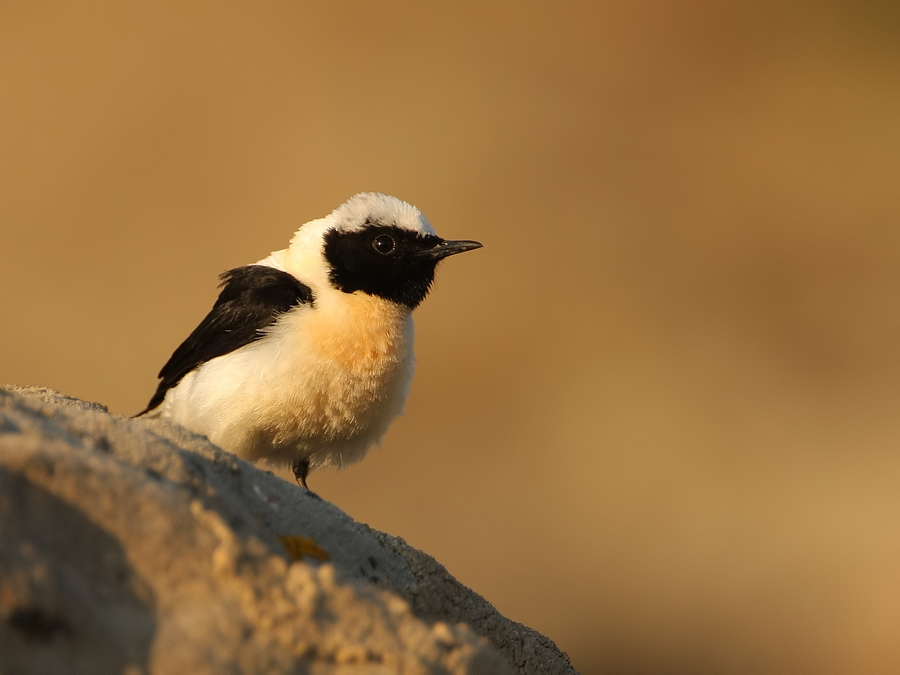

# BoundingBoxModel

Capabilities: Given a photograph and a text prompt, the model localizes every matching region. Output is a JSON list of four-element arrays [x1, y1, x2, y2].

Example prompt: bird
[[136, 193, 482, 489]]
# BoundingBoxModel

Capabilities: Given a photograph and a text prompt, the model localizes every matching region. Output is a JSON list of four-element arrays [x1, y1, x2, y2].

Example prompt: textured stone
[[0, 386, 576, 675]]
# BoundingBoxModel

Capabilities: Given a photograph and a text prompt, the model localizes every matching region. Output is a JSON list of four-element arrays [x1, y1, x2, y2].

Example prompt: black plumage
[[323, 224, 444, 309], [137, 265, 313, 416]]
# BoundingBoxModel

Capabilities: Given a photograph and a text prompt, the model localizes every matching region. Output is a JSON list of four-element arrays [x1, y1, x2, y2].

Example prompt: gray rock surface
[[0, 385, 577, 675]]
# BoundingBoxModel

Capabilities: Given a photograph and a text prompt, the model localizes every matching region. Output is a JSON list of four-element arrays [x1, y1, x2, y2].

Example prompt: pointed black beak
[[421, 239, 483, 260]]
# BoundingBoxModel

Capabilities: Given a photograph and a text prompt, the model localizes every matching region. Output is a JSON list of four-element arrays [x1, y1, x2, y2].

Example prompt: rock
[[0, 385, 577, 675]]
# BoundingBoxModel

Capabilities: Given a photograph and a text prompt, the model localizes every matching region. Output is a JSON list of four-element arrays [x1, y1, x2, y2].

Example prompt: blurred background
[[2, 1, 900, 673]]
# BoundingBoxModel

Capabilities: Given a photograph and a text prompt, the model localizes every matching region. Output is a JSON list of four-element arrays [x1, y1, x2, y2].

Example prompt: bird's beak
[[420, 239, 483, 260]]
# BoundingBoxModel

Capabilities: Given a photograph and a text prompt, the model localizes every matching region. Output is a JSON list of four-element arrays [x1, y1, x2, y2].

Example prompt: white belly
[[158, 292, 415, 470]]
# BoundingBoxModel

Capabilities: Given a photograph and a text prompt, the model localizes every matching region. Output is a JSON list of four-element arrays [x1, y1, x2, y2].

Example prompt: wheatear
[[138, 193, 481, 488]]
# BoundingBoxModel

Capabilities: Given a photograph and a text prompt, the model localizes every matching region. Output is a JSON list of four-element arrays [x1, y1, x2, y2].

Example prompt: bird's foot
[[292, 457, 310, 489]]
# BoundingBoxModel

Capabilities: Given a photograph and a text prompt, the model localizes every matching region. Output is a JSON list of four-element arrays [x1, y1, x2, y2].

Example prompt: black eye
[[372, 234, 396, 254]]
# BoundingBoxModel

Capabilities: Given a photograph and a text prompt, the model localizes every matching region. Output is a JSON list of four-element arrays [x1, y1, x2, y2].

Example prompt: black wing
[[136, 265, 314, 416]]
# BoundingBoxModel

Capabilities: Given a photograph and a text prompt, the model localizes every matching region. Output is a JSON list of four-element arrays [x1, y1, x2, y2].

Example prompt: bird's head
[[283, 193, 482, 309]]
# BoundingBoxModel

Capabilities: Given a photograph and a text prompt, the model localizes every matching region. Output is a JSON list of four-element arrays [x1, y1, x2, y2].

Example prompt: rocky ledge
[[0, 385, 577, 675]]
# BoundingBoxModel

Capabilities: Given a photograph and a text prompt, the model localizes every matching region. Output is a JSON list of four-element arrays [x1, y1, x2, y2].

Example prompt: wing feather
[[136, 265, 314, 415]]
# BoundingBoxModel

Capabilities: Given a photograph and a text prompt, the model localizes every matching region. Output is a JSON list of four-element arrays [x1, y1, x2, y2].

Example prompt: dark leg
[[292, 457, 310, 489]]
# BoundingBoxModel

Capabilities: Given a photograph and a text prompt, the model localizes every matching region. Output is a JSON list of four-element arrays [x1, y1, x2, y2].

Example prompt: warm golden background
[[3, 2, 900, 673]]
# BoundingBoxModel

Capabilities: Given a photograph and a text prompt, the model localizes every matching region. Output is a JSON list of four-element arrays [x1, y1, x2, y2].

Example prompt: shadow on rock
[[0, 469, 156, 675]]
